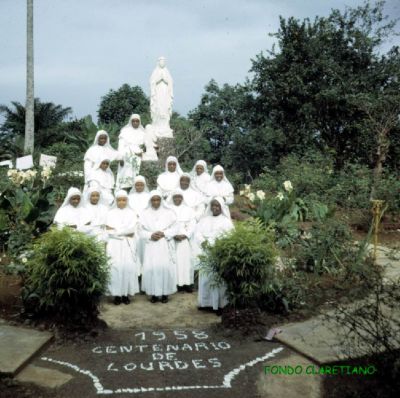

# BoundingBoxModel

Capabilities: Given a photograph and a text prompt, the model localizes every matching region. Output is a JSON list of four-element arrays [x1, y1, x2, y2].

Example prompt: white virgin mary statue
[[150, 56, 173, 138]]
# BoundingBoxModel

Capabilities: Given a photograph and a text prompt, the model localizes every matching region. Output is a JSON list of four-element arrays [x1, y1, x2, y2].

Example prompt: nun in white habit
[[139, 190, 178, 303], [167, 189, 197, 292], [84, 130, 119, 183], [116, 114, 145, 190], [54, 187, 91, 229], [194, 196, 234, 312], [190, 160, 211, 197], [179, 173, 206, 221], [206, 165, 234, 205], [80, 185, 109, 242], [128, 175, 150, 269], [156, 156, 183, 198], [128, 175, 150, 216], [106, 190, 140, 305], [87, 158, 115, 206]]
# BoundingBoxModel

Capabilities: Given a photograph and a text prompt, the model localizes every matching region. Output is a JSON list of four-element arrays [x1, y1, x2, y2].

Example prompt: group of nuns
[[53, 114, 235, 312]]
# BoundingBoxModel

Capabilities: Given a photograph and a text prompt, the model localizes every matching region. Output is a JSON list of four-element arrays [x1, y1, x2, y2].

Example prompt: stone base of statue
[[152, 121, 173, 139], [139, 160, 163, 188], [156, 137, 176, 167]]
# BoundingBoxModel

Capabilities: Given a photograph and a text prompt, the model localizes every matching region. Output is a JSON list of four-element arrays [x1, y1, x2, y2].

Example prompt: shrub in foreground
[[23, 227, 109, 326]]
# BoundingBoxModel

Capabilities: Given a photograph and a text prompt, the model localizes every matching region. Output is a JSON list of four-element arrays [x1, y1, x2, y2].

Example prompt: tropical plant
[[22, 227, 109, 326], [0, 98, 72, 156], [0, 167, 57, 256], [199, 219, 278, 309]]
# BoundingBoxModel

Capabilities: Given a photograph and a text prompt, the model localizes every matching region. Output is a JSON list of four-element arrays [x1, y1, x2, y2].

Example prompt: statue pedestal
[[156, 137, 176, 167], [140, 160, 163, 189]]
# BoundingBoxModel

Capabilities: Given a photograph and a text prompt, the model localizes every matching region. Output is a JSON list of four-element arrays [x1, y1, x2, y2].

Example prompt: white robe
[[206, 166, 234, 205], [191, 161, 211, 197], [83, 131, 119, 183], [106, 207, 140, 296], [181, 186, 206, 221], [140, 206, 177, 296], [157, 156, 183, 197], [87, 167, 115, 206], [80, 202, 109, 242], [54, 188, 91, 229], [170, 203, 196, 286], [194, 206, 234, 310], [116, 116, 145, 189]]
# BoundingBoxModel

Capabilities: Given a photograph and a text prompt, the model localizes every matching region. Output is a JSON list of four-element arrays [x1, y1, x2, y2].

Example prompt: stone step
[[0, 324, 53, 376]]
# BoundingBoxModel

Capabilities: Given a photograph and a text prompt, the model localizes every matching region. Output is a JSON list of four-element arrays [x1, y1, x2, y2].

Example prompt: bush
[[199, 219, 278, 309], [22, 228, 109, 326], [294, 219, 361, 274]]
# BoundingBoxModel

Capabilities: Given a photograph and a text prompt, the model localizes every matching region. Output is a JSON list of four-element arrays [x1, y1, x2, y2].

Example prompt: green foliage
[[171, 113, 210, 169], [294, 219, 358, 274], [139, 161, 163, 190], [199, 220, 278, 309], [245, 182, 330, 248], [250, 1, 400, 168], [22, 228, 109, 324], [98, 84, 150, 126], [0, 169, 57, 256], [0, 98, 72, 156]]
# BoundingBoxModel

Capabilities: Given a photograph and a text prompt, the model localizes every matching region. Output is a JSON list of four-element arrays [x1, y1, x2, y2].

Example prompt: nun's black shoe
[[150, 296, 159, 303], [122, 296, 131, 305], [113, 296, 122, 305], [185, 285, 194, 293], [161, 295, 168, 303]]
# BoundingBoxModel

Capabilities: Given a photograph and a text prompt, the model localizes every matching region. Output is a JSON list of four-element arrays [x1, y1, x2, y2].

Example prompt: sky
[[0, 0, 399, 123]]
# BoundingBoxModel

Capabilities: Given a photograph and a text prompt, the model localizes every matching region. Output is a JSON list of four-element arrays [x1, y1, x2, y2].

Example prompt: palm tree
[[0, 99, 72, 156], [25, 0, 34, 154]]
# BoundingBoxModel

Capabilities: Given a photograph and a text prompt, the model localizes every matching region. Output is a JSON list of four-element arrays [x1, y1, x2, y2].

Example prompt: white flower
[[256, 190, 266, 200], [21, 257, 27, 263], [276, 192, 284, 201], [283, 180, 293, 192], [239, 190, 244, 196], [248, 192, 256, 202]]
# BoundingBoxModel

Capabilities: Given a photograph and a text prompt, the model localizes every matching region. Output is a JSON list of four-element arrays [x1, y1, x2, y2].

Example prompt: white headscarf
[[205, 196, 231, 219], [157, 156, 184, 195], [179, 172, 204, 207], [119, 114, 145, 142], [132, 175, 149, 192], [54, 187, 91, 227], [191, 160, 211, 194], [206, 165, 234, 198], [164, 156, 183, 175], [140, 190, 177, 232], [106, 190, 138, 234], [82, 186, 109, 229], [84, 130, 118, 165], [128, 175, 150, 214], [87, 158, 115, 190], [84, 185, 108, 206]]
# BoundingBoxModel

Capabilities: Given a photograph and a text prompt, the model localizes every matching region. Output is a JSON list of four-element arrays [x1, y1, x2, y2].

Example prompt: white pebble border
[[41, 347, 284, 395]]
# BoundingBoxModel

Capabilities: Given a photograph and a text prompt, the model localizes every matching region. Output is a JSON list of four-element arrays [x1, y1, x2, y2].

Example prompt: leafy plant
[[22, 228, 109, 325], [199, 219, 278, 309], [0, 168, 57, 256]]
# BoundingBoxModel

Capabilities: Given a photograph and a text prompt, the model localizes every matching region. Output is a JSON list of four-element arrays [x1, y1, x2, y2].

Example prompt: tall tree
[[24, 0, 34, 154], [250, 1, 399, 167], [98, 84, 150, 126]]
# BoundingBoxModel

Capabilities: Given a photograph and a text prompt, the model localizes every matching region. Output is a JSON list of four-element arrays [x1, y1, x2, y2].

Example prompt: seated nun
[[139, 190, 178, 303], [87, 158, 115, 206], [205, 165, 234, 205], [53, 187, 91, 229], [194, 197, 234, 313], [167, 189, 197, 293], [156, 156, 183, 198], [106, 190, 141, 305]]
